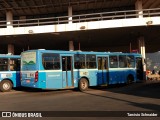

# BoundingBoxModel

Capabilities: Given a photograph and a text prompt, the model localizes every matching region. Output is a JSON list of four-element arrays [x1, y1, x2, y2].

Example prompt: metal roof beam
[[2, 0, 12, 8], [12, 0, 27, 15], [58, 0, 64, 12], [49, 0, 56, 12], [40, 0, 49, 13], [94, 0, 97, 8], [2, 0, 21, 16], [13, 0, 19, 7], [22, 0, 35, 15], [148, 0, 160, 8], [143, 0, 154, 8], [31, 0, 41, 14], [41, 0, 44, 4]]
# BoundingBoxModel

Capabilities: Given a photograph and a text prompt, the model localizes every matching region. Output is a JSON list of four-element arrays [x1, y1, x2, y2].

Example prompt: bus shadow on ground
[[13, 86, 79, 93], [13, 81, 160, 99], [14, 87, 51, 92], [90, 80, 160, 99], [83, 81, 160, 111], [83, 89, 160, 111]]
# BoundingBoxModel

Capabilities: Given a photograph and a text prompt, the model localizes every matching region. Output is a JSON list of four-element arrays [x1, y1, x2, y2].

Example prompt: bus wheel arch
[[0, 79, 13, 92], [127, 74, 134, 84], [78, 77, 89, 91]]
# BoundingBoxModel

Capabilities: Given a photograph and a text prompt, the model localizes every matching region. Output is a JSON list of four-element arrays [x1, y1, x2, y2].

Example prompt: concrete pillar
[[68, 6, 72, 24], [135, 0, 143, 18], [8, 44, 14, 55], [138, 36, 146, 80], [69, 41, 74, 51], [138, 37, 145, 58], [6, 10, 13, 28]]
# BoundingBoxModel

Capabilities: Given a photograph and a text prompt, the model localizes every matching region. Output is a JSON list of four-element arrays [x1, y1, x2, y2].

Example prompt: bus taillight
[[34, 71, 38, 82]]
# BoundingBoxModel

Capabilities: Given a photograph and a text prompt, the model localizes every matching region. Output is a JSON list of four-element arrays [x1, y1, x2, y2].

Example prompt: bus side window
[[42, 53, 60, 70], [119, 55, 127, 68], [74, 62, 81, 69], [74, 54, 85, 69], [0, 58, 8, 71], [109, 56, 118, 68], [10, 59, 20, 71], [86, 54, 96, 69], [127, 55, 135, 68]]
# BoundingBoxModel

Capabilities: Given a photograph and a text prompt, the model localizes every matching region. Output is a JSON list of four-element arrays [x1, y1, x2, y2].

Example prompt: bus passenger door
[[97, 56, 109, 85], [62, 56, 74, 88]]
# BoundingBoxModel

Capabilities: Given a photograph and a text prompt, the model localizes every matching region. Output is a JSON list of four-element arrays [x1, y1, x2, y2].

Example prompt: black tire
[[0, 80, 13, 92], [78, 78, 89, 91], [127, 75, 133, 85]]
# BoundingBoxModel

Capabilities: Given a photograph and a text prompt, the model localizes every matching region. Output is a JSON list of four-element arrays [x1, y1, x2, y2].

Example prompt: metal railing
[[0, 8, 160, 28]]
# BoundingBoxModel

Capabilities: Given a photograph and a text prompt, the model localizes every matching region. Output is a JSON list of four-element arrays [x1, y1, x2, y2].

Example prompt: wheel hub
[[3, 83, 10, 90]]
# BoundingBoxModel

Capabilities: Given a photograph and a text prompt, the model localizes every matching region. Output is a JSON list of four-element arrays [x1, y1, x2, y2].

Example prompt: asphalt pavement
[[0, 80, 160, 120]]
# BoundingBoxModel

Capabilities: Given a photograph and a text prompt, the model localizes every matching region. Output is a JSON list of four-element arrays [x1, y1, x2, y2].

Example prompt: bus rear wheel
[[127, 75, 133, 85], [0, 80, 13, 92], [79, 78, 89, 91]]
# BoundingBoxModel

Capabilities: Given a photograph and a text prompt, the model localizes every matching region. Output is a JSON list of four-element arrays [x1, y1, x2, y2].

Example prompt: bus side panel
[[73, 70, 79, 88], [97, 71, 108, 85], [73, 70, 97, 87], [87, 70, 97, 86], [97, 71, 103, 85], [126, 69, 137, 82], [15, 71, 21, 87], [0, 71, 21, 87], [38, 71, 46, 89], [117, 69, 126, 84], [119, 69, 136, 83], [109, 69, 123, 84], [109, 69, 137, 84], [46, 71, 62, 89]]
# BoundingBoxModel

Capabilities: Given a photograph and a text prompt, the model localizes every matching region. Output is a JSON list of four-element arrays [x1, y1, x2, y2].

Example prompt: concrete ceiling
[[0, 0, 159, 18]]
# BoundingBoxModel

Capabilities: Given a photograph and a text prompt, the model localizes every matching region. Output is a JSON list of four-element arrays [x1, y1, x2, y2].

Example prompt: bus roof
[[22, 49, 141, 56], [0, 54, 20, 58]]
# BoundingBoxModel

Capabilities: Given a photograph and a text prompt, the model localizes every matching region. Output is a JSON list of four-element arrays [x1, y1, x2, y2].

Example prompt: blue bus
[[21, 49, 143, 91], [0, 54, 21, 92]]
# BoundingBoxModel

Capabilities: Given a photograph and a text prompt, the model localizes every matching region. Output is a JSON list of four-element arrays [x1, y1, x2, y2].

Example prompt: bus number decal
[[80, 71, 89, 76], [1, 73, 12, 78]]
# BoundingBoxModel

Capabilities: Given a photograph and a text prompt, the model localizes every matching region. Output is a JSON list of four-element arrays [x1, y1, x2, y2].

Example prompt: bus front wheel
[[0, 80, 13, 92], [78, 78, 89, 91]]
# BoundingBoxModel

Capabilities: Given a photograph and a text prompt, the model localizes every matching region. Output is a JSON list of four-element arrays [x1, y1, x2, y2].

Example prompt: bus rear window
[[21, 52, 36, 65]]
